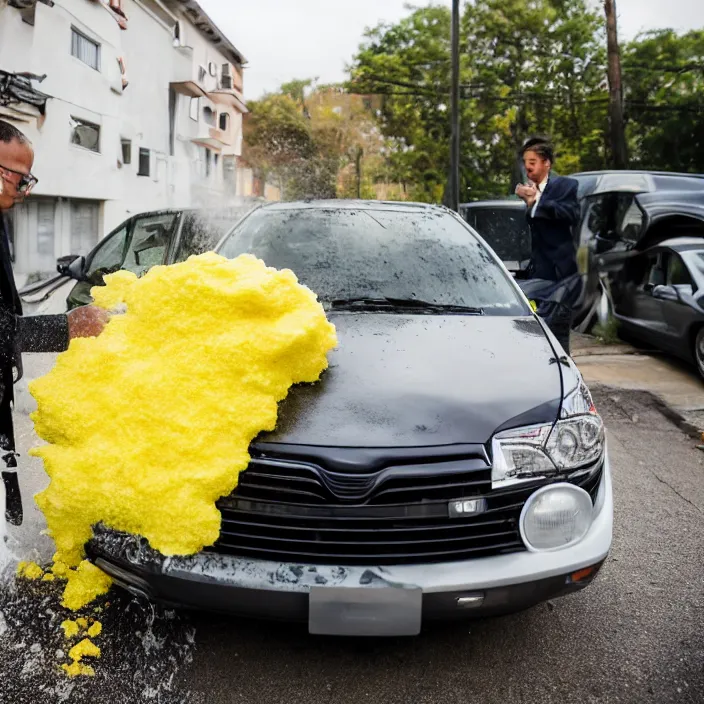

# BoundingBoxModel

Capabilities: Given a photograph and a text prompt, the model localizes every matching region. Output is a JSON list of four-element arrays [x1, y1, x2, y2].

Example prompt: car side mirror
[[56, 254, 80, 276], [63, 255, 86, 281], [652, 284, 679, 302]]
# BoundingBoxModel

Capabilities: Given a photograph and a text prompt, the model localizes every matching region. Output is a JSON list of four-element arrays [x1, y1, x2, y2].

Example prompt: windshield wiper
[[329, 297, 484, 315]]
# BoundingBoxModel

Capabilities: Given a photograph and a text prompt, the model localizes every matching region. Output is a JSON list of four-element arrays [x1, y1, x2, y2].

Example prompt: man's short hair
[[521, 137, 554, 164], [0, 120, 30, 145]]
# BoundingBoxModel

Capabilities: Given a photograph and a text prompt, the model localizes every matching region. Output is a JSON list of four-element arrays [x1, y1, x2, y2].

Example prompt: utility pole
[[604, 0, 628, 169], [355, 146, 363, 199], [446, 0, 461, 211]]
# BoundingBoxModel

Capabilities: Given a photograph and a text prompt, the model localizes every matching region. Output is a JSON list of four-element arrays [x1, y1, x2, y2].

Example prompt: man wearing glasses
[[1, 120, 108, 525]]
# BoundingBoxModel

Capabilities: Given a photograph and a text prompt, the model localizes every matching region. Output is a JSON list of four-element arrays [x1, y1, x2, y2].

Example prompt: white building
[[0, 0, 263, 277]]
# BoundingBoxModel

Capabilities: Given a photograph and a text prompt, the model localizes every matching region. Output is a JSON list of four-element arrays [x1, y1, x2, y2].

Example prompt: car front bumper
[[87, 457, 613, 630]]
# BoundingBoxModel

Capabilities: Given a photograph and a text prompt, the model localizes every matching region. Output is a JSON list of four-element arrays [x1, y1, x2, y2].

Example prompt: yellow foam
[[67, 638, 100, 662], [61, 662, 95, 678], [61, 620, 80, 639], [28, 252, 337, 610], [62, 638, 100, 677], [87, 621, 102, 638], [17, 561, 44, 580]]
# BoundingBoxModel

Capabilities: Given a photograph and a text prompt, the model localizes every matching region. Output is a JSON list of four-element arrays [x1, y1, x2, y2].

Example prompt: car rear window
[[462, 207, 531, 262], [218, 207, 529, 316]]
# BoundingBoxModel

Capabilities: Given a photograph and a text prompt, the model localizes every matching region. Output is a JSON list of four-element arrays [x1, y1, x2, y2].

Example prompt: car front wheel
[[695, 328, 704, 380]]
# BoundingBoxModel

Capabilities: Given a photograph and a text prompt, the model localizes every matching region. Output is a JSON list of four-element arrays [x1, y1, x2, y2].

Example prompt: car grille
[[209, 449, 604, 566]]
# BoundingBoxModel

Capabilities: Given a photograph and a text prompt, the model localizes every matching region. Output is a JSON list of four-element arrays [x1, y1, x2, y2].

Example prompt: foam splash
[[24, 252, 336, 619]]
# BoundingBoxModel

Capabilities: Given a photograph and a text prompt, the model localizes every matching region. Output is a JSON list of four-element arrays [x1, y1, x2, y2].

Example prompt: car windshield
[[461, 206, 531, 262], [217, 206, 528, 315]]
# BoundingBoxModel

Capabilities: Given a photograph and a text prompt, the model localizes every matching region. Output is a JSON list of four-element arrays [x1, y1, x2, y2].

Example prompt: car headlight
[[492, 381, 604, 487], [520, 483, 593, 551]]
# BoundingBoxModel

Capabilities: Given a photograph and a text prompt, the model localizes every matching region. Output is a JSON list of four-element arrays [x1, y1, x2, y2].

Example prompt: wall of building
[[2, 0, 278, 276]]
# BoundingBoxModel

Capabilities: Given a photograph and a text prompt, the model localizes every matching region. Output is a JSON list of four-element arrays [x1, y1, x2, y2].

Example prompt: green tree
[[623, 30, 704, 172], [348, 6, 454, 202], [348, 1, 609, 202], [244, 91, 337, 199]]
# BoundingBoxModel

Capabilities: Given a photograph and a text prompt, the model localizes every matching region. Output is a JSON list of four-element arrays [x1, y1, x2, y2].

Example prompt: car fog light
[[520, 484, 593, 552]]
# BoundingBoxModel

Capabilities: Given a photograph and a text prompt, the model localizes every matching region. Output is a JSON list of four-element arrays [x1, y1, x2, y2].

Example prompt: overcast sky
[[198, 0, 704, 100]]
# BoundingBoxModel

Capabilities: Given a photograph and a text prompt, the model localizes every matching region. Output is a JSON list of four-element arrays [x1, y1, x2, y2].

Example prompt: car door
[[122, 212, 180, 276], [66, 211, 180, 309], [614, 252, 669, 346], [656, 250, 699, 356], [66, 221, 132, 309]]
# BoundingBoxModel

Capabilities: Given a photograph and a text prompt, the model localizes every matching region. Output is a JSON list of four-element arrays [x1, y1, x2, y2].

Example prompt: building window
[[203, 106, 215, 127], [121, 139, 132, 165], [205, 148, 212, 178], [220, 64, 233, 90], [219, 112, 229, 131], [71, 118, 101, 153], [189, 97, 200, 122], [71, 28, 100, 71], [138, 148, 151, 177]]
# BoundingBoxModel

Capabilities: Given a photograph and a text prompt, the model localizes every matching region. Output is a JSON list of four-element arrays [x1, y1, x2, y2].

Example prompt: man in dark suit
[[1, 120, 108, 525], [515, 137, 581, 353]]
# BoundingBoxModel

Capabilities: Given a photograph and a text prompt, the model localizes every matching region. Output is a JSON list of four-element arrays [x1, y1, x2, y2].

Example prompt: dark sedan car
[[86, 200, 612, 636], [611, 237, 704, 378]]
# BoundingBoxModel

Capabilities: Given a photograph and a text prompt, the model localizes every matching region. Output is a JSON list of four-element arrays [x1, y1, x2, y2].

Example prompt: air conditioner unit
[[198, 65, 207, 83], [208, 62, 217, 77]]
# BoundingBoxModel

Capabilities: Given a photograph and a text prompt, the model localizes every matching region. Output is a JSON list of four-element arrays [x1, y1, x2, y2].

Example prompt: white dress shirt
[[531, 176, 549, 218]]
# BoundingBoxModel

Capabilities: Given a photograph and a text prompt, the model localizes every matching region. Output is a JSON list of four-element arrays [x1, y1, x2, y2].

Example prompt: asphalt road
[[1, 362, 703, 704]]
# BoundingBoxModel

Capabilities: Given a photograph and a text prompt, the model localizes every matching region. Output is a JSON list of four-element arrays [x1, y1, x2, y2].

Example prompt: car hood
[[258, 313, 564, 448]]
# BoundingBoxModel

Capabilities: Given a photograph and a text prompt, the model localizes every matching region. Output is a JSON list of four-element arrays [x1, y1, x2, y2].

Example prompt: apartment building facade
[[0, 0, 261, 277]]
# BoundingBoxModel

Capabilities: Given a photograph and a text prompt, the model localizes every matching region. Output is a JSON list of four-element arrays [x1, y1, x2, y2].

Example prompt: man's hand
[[515, 183, 538, 207], [67, 306, 109, 340]]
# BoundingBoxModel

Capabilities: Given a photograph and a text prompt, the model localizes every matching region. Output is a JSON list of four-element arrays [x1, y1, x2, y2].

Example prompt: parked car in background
[[575, 176, 704, 331], [87, 199, 612, 635], [459, 200, 531, 278], [19, 202, 260, 312], [460, 172, 704, 335], [610, 238, 704, 379]]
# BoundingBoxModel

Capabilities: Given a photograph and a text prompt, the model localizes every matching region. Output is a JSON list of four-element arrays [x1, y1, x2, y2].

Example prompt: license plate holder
[[308, 586, 422, 636]]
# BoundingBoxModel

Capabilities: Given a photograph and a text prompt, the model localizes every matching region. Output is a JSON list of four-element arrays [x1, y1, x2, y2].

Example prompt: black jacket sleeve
[[16, 314, 70, 354], [532, 177, 580, 225]]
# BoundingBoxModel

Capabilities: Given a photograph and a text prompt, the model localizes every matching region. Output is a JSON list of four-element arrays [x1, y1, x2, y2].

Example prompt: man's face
[[523, 150, 550, 185], [0, 139, 35, 210]]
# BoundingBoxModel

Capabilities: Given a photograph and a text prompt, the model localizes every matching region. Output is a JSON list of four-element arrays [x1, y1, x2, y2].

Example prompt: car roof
[[571, 170, 704, 181], [254, 199, 446, 214], [574, 171, 704, 198], [459, 200, 525, 209]]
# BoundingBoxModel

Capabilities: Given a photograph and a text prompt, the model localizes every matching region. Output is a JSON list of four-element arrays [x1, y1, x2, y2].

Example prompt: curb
[[650, 395, 704, 441], [592, 383, 704, 441]]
